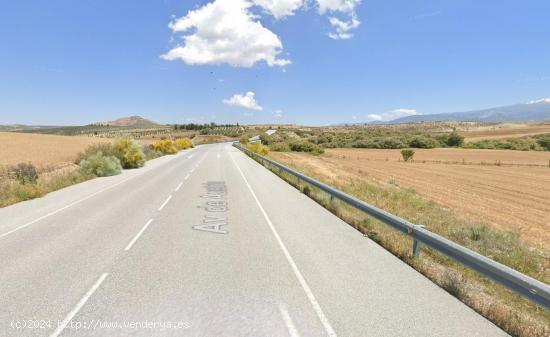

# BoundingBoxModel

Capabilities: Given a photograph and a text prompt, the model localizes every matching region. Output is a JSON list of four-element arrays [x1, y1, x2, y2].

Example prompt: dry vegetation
[[460, 122, 550, 142], [249, 148, 550, 337], [0, 132, 111, 168], [271, 148, 550, 245]]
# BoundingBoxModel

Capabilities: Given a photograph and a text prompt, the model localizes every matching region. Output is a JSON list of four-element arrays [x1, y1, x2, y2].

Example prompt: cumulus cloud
[[162, 0, 290, 68], [253, 0, 304, 19], [273, 109, 284, 118], [317, 0, 361, 39], [223, 91, 263, 111], [367, 108, 419, 122]]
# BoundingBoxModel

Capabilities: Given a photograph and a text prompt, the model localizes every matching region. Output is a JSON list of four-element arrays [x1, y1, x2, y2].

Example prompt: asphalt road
[[0, 143, 508, 337]]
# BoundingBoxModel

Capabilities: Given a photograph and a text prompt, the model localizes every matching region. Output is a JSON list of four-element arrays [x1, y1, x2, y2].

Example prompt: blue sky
[[0, 0, 549, 126]]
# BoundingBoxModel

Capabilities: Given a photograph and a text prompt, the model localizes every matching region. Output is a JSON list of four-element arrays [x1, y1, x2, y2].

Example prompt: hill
[[390, 98, 550, 123], [96, 116, 159, 127]]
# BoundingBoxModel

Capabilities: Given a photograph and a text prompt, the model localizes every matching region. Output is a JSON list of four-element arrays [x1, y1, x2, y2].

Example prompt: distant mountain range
[[95, 116, 159, 127], [389, 98, 550, 124]]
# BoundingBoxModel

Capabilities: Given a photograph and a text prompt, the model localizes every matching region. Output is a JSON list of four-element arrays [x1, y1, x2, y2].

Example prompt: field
[[0, 132, 112, 168], [460, 122, 550, 142], [270, 148, 550, 245]]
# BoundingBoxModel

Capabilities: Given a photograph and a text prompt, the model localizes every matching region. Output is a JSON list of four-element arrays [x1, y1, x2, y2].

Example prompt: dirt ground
[[0, 132, 111, 168], [270, 148, 550, 245], [460, 122, 550, 142]]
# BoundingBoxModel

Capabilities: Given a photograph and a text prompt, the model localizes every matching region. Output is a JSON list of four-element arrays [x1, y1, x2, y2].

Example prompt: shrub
[[75, 143, 118, 164], [535, 135, 550, 150], [446, 132, 465, 147], [175, 138, 194, 150], [114, 138, 146, 168], [239, 135, 250, 144], [401, 149, 415, 162], [409, 136, 440, 149], [142, 145, 164, 160], [12, 163, 38, 184], [79, 152, 122, 177], [289, 141, 324, 154], [259, 134, 272, 145], [246, 142, 269, 155], [152, 139, 178, 155], [270, 142, 291, 152]]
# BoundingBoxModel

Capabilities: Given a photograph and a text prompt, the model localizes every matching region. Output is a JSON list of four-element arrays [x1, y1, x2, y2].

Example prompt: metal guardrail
[[234, 143, 550, 309]]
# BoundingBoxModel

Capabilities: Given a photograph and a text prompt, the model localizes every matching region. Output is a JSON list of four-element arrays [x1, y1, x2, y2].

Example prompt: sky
[[0, 0, 549, 126]]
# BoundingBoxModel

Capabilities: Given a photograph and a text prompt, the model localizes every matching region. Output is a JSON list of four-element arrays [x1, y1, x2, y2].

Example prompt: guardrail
[[233, 143, 550, 309]]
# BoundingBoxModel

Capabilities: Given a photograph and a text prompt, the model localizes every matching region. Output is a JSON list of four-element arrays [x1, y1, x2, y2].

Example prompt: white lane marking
[[190, 168, 195, 173], [230, 154, 337, 337], [184, 174, 190, 180], [279, 304, 300, 337], [0, 147, 202, 240], [158, 195, 172, 211], [217, 153, 220, 159], [125, 219, 153, 251], [49, 273, 108, 337], [188, 154, 194, 159], [175, 182, 184, 192]]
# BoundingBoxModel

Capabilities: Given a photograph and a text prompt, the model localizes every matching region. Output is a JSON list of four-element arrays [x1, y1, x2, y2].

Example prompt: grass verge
[[243, 149, 549, 337]]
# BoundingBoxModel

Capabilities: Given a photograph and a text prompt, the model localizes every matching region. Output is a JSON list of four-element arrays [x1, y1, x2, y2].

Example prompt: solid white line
[[158, 195, 172, 211], [49, 273, 108, 337], [230, 154, 337, 337], [125, 219, 153, 251], [279, 304, 300, 337], [0, 147, 201, 240], [175, 182, 184, 192], [0, 176, 135, 240], [184, 174, 190, 180]]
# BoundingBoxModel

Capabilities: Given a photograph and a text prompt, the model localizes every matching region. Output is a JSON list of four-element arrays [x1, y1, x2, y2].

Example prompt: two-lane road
[[0, 143, 507, 336]]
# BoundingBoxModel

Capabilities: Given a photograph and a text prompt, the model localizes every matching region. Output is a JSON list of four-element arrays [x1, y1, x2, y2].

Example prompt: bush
[[289, 141, 324, 154], [79, 152, 122, 177], [75, 143, 118, 164], [12, 163, 38, 184], [259, 134, 272, 145], [535, 135, 550, 150], [239, 135, 250, 144], [270, 142, 291, 152], [409, 136, 440, 149], [401, 149, 415, 162], [142, 145, 164, 160], [152, 139, 178, 155], [114, 138, 146, 168], [246, 142, 269, 155], [446, 132, 465, 147], [175, 138, 194, 150]]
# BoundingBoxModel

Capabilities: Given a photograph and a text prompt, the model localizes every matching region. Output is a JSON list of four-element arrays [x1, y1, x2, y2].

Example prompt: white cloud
[[526, 98, 550, 104], [367, 108, 419, 122], [223, 91, 263, 111], [317, 0, 361, 39], [273, 109, 284, 118], [162, 0, 290, 68], [253, 0, 304, 19]]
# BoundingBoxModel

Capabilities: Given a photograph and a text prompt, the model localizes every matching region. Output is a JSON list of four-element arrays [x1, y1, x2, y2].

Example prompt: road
[[0, 143, 507, 337]]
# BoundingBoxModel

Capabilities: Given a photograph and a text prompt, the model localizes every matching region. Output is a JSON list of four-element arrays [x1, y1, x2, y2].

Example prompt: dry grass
[[272, 148, 550, 245], [0, 132, 111, 168], [252, 151, 549, 337], [460, 122, 550, 142]]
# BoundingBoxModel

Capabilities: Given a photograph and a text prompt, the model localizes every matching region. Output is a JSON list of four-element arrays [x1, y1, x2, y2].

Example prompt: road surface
[[0, 143, 507, 337]]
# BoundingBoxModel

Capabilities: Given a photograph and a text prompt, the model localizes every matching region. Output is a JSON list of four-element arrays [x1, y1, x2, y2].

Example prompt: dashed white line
[[184, 174, 190, 180], [230, 153, 337, 337], [158, 195, 172, 211], [175, 182, 183, 192], [125, 219, 154, 251], [217, 153, 220, 159], [188, 154, 194, 159], [279, 304, 300, 337], [49, 273, 108, 337]]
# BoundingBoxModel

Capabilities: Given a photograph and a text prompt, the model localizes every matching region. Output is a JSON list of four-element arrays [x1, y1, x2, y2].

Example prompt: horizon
[[1, 1, 549, 125]]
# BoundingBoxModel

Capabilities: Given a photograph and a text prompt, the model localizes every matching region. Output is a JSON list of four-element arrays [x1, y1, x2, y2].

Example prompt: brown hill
[[96, 116, 158, 127]]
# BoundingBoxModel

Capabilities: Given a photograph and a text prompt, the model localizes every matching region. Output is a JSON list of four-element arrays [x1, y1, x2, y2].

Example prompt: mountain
[[96, 116, 159, 127], [0, 124, 61, 132], [390, 98, 550, 123]]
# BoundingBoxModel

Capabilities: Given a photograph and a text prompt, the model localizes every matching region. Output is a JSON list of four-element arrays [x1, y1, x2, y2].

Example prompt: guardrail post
[[412, 225, 425, 257]]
